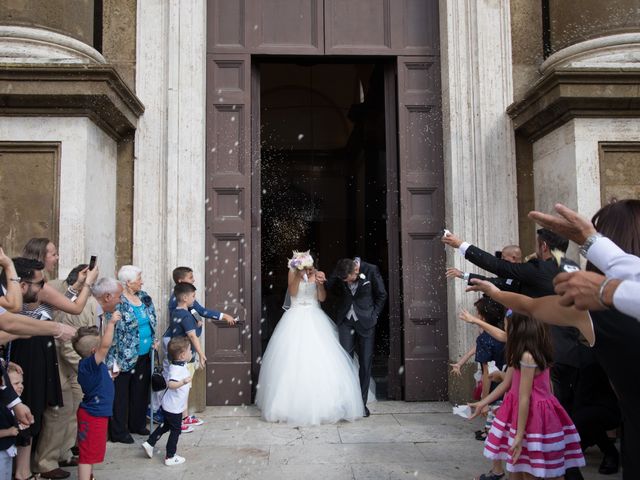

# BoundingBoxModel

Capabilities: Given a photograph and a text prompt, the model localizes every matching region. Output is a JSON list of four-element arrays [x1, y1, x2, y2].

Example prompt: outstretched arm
[[459, 309, 507, 342], [450, 345, 476, 376], [442, 232, 536, 283], [529, 204, 640, 281], [0, 310, 75, 341], [467, 279, 593, 342], [192, 300, 236, 325], [38, 267, 100, 315]]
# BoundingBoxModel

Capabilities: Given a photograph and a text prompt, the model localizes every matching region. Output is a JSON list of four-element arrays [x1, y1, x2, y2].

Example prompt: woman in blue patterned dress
[[106, 265, 157, 443]]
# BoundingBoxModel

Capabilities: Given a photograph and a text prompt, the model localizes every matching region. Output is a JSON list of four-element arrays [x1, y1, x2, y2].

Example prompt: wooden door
[[206, 0, 445, 404], [205, 53, 253, 405], [397, 56, 447, 400]]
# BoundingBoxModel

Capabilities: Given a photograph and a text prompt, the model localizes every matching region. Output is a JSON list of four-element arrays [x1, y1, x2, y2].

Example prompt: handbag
[[151, 352, 167, 392]]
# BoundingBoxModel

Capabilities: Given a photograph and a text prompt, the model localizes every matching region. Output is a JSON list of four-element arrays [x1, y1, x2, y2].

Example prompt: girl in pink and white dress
[[470, 313, 585, 479]]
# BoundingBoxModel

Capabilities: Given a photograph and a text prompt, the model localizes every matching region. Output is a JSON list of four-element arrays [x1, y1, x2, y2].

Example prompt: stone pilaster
[[135, 0, 207, 410], [439, 0, 518, 402]]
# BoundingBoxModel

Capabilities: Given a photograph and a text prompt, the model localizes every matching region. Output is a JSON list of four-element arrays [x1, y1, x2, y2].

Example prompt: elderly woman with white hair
[[106, 265, 157, 444]]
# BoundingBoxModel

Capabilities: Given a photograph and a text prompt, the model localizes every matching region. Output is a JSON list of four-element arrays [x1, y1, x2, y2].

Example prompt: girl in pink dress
[[470, 313, 585, 479]]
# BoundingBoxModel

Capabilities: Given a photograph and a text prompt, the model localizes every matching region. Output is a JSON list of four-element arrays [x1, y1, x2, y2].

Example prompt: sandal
[[14, 475, 40, 480], [474, 429, 488, 441], [477, 471, 505, 480]]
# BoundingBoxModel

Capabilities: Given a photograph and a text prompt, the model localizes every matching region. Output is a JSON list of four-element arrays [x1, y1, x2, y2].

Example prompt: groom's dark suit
[[327, 260, 387, 407]]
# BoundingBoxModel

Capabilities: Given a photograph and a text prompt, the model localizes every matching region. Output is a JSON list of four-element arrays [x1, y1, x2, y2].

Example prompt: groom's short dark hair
[[335, 258, 356, 280]]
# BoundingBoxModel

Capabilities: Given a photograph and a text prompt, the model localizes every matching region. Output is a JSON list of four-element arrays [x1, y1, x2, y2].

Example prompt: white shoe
[[165, 455, 186, 466], [142, 441, 154, 458]]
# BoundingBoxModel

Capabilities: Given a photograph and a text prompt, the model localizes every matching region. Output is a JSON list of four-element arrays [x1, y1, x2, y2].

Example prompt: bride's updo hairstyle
[[287, 250, 314, 271]]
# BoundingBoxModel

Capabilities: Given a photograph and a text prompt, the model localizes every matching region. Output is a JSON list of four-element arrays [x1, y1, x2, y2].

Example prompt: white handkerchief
[[452, 404, 472, 419], [487, 361, 499, 376]]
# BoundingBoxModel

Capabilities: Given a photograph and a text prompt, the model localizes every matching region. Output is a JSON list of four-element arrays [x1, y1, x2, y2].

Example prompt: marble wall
[[0, 117, 117, 278], [533, 118, 640, 258]]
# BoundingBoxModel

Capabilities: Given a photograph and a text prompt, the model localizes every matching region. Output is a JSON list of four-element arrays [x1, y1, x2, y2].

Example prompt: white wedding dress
[[255, 279, 364, 425]]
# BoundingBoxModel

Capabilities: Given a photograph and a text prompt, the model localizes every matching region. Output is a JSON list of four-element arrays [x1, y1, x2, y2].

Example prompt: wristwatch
[[8, 277, 20, 283], [579, 232, 603, 258]]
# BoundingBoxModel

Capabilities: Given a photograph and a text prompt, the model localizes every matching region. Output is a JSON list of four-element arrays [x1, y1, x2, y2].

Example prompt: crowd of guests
[[0, 199, 638, 479], [445, 199, 639, 480], [0, 238, 235, 479]]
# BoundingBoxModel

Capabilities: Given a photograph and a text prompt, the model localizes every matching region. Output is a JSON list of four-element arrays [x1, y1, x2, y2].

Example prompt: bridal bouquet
[[288, 250, 314, 270]]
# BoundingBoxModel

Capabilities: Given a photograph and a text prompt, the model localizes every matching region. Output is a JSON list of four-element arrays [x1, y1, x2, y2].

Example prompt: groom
[[327, 257, 387, 417]]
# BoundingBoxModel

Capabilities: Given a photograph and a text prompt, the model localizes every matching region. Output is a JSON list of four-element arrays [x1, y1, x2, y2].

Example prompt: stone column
[[439, 0, 518, 401], [135, 0, 207, 409]]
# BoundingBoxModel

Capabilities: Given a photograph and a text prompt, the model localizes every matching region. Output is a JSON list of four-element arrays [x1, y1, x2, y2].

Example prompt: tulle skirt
[[255, 304, 364, 425], [484, 391, 585, 477]]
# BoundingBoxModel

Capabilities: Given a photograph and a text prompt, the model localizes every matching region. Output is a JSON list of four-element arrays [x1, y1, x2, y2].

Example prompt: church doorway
[[205, 0, 447, 405], [254, 60, 400, 400]]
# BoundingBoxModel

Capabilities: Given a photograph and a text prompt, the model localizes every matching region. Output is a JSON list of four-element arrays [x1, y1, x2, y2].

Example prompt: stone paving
[[76, 402, 621, 480]]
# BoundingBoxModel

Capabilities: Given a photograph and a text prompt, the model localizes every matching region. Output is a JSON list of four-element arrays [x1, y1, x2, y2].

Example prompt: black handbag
[[151, 353, 167, 392]]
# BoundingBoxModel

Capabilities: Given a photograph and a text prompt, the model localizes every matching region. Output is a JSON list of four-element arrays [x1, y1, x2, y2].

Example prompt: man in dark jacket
[[442, 229, 581, 406], [326, 258, 387, 417]]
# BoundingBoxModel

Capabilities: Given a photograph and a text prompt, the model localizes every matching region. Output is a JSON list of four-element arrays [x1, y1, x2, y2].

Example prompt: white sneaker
[[165, 455, 186, 466], [142, 441, 154, 458]]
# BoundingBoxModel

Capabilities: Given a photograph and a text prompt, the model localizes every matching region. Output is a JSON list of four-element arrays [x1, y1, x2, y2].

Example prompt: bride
[[255, 250, 364, 425]]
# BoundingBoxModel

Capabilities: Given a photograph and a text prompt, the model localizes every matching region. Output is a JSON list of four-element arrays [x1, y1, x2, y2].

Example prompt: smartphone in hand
[[89, 255, 97, 270]]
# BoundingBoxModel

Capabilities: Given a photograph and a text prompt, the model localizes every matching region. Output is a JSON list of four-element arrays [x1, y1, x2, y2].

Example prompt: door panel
[[0, 143, 60, 258], [395, 0, 439, 55], [248, 0, 323, 54], [205, 53, 252, 405], [325, 0, 393, 54], [325, 0, 438, 55], [397, 56, 447, 401], [207, 0, 249, 53]]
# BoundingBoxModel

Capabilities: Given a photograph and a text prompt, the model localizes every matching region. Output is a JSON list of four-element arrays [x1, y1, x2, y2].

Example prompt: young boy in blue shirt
[[72, 313, 120, 480], [165, 267, 236, 429], [168, 267, 236, 332]]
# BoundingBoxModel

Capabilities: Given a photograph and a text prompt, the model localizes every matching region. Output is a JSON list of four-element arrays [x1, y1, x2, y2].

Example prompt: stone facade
[[1, 1, 638, 405]]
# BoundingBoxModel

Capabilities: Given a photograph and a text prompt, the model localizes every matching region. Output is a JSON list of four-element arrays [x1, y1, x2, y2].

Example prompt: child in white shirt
[[141, 337, 192, 466]]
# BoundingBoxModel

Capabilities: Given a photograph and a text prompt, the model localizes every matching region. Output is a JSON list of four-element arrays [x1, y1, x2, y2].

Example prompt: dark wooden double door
[[205, 0, 447, 404]]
